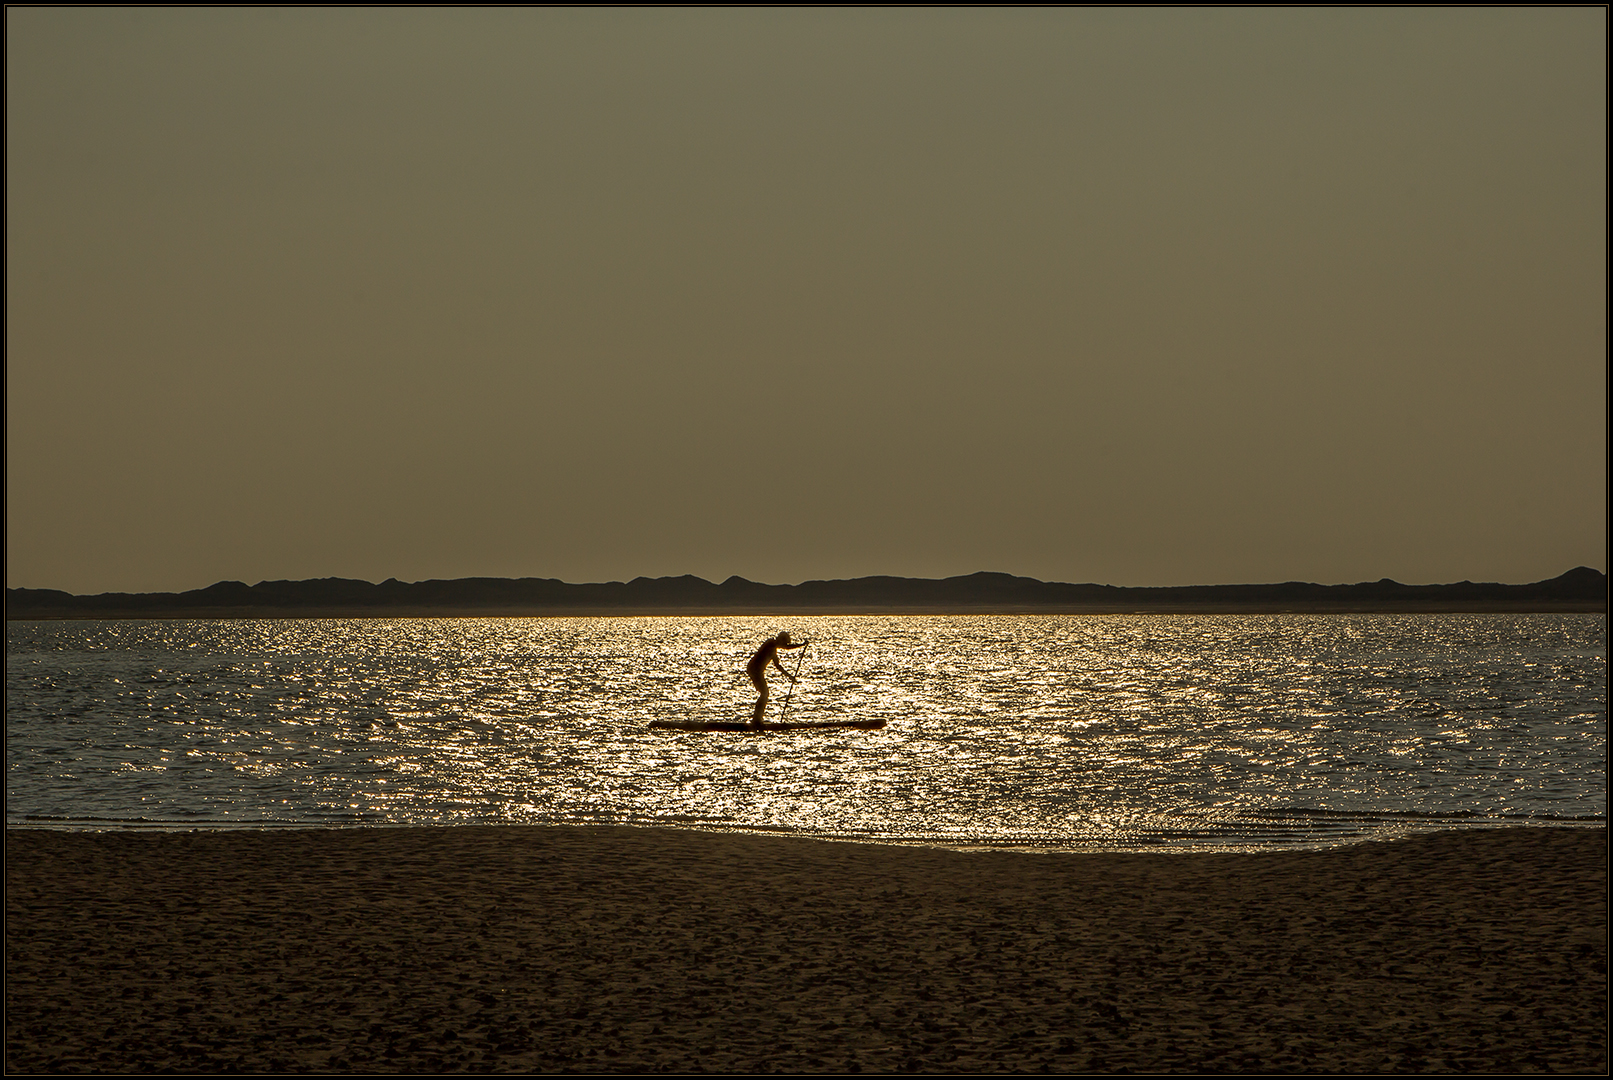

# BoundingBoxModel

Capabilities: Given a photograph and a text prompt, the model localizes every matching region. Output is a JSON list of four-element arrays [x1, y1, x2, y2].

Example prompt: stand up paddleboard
[[648, 718, 886, 733]]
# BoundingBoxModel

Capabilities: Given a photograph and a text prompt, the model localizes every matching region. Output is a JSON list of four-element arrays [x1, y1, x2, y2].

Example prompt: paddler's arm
[[772, 640, 808, 679]]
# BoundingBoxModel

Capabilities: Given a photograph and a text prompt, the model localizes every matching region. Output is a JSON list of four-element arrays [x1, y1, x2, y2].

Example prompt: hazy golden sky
[[7, 8, 1606, 593]]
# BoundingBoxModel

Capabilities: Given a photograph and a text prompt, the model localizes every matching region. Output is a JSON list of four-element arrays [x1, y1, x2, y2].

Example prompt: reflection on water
[[5, 614, 1606, 850]]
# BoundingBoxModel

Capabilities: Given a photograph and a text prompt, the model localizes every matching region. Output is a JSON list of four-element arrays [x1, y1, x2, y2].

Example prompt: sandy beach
[[5, 826, 1605, 1073]]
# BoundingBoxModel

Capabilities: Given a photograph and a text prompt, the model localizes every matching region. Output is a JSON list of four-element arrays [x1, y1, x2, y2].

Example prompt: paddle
[[776, 640, 810, 725]]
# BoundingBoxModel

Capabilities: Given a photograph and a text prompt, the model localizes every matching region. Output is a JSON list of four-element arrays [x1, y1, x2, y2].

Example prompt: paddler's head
[[776, 631, 792, 646]]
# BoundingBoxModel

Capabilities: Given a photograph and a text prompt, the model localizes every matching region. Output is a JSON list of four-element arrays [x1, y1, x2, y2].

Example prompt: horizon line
[[8, 565, 1606, 599]]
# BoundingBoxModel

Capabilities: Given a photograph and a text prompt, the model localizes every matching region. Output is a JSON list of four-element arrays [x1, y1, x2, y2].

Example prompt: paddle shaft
[[777, 642, 809, 724]]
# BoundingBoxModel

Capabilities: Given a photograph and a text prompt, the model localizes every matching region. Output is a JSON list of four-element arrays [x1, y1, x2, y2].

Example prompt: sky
[[7, 8, 1606, 594]]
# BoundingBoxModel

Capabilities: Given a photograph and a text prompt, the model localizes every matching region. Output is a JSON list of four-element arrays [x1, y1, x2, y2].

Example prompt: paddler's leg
[[750, 669, 768, 727]]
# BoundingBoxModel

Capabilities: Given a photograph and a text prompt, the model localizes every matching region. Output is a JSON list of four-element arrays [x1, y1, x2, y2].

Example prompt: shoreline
[[5, 818, 1607, 851], [6, 824, 1605, 1072]]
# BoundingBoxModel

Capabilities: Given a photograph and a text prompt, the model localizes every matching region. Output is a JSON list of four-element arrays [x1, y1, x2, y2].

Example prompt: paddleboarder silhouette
[[747, 631, 808, 728]]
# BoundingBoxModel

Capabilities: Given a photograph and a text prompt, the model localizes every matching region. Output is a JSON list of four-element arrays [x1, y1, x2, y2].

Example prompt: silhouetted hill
[[5, 568, 1605, 618]]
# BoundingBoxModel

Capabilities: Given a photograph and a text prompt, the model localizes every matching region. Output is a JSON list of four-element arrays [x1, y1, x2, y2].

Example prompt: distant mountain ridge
[[6, 567, 1605, 618]]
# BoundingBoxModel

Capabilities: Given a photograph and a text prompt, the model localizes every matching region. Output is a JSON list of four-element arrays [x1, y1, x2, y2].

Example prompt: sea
[[5, 613, 1605, 852]]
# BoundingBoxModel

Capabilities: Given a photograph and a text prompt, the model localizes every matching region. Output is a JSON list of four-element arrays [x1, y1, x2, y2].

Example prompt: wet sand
[[5, 826, 1605, 1073]]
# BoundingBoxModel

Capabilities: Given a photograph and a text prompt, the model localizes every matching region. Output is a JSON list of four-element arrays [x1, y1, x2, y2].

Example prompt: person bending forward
[[747, 631, 808, 728]]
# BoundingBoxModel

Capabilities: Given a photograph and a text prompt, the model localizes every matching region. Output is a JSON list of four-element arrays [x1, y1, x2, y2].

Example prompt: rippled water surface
[[6, 614, 1605, 850]]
